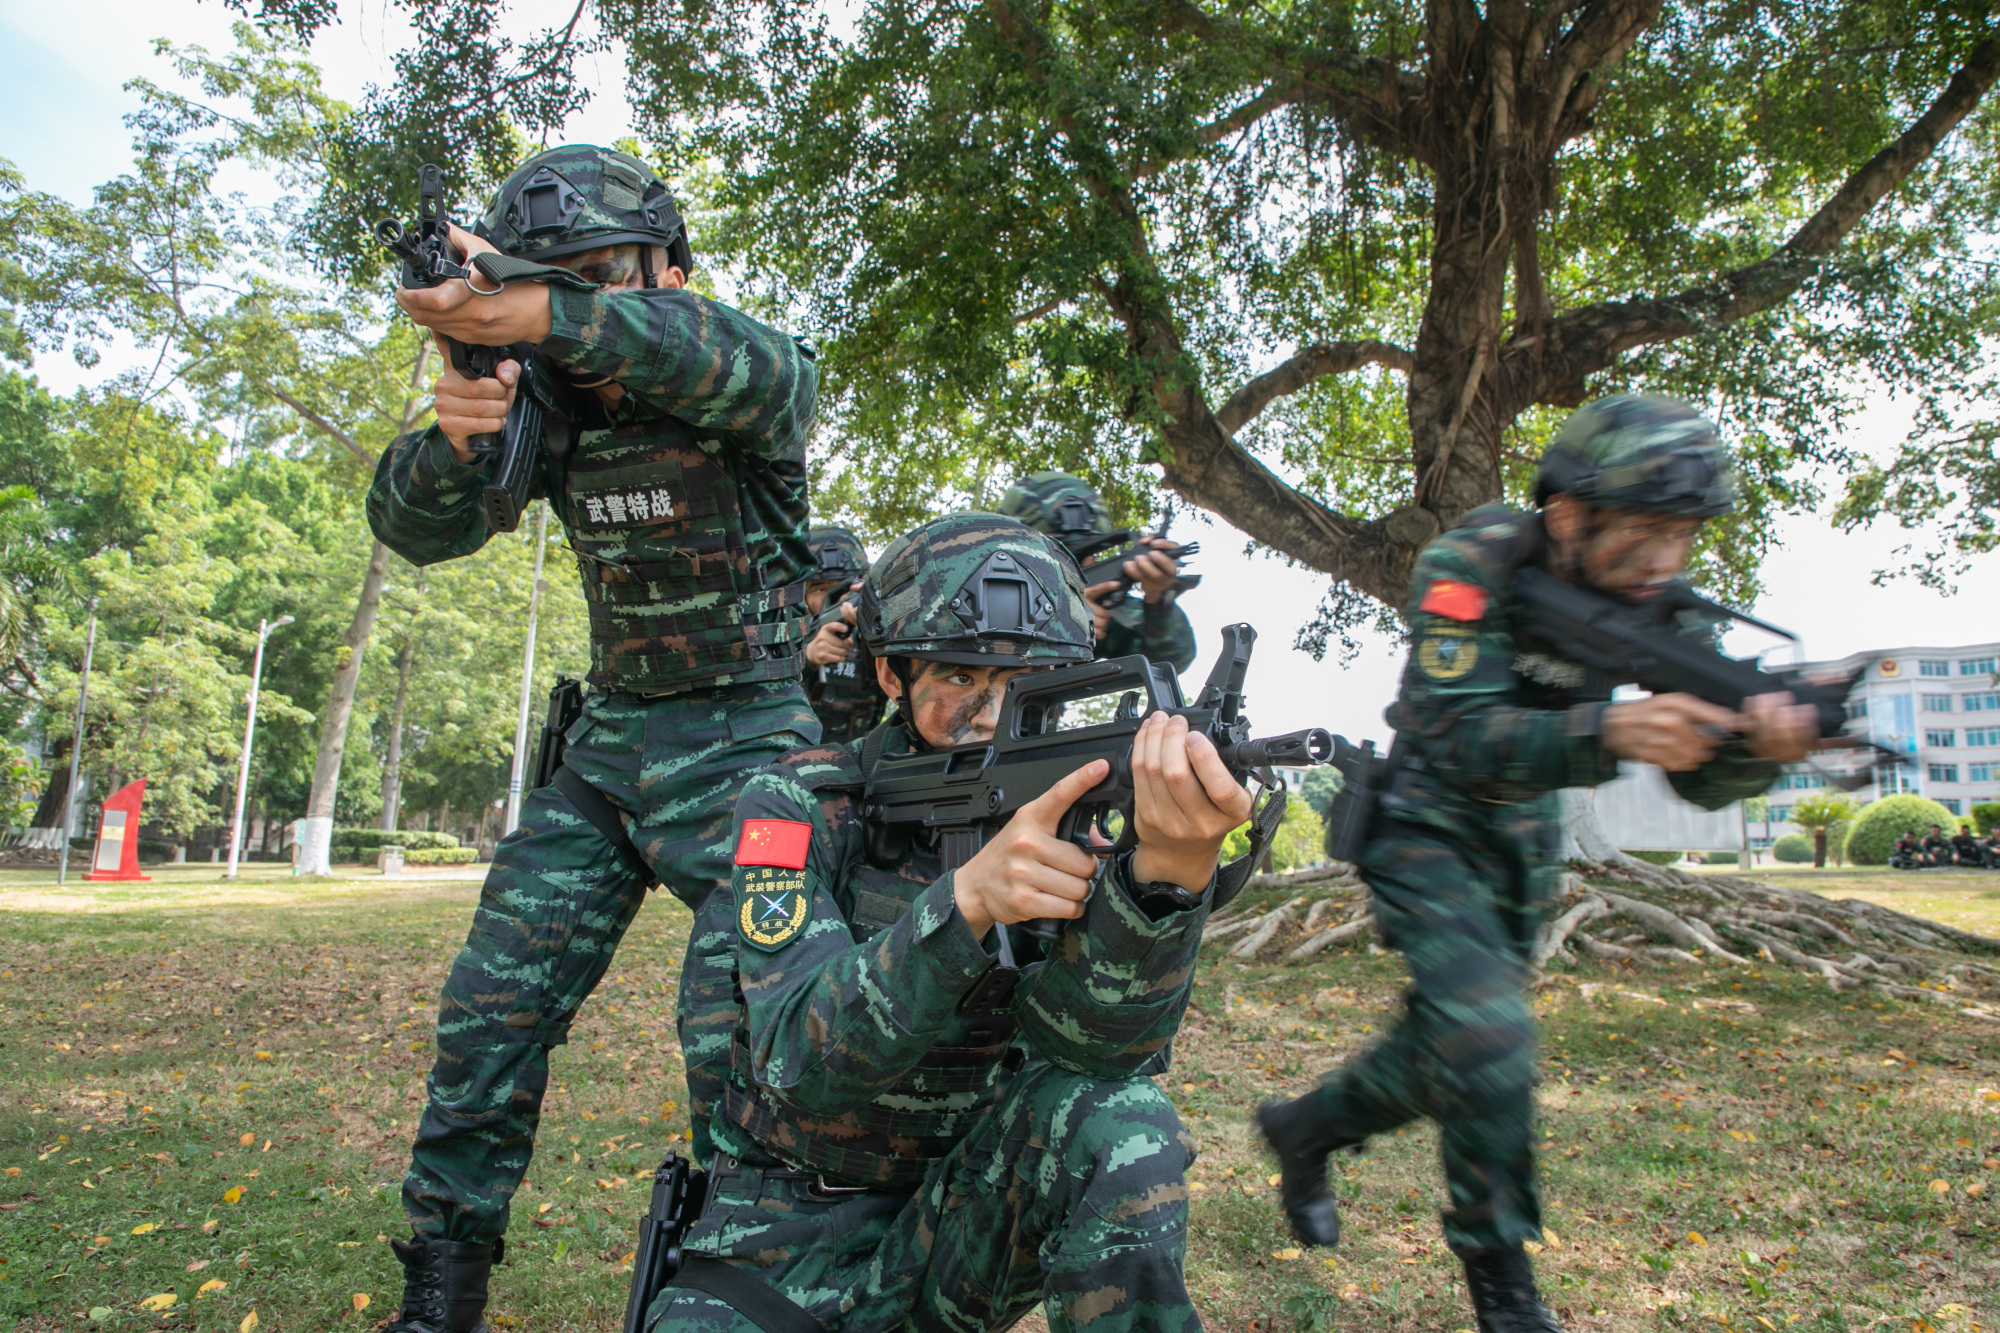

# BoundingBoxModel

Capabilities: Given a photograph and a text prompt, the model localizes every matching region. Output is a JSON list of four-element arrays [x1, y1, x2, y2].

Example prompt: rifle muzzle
[[1223, 728, 1334, 770]]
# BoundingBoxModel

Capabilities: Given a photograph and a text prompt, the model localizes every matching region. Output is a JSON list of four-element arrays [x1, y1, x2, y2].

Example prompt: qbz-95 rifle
[[1510, 566, 1896, 788], [375, 164, 569, 534], [862, 624, 1332, 950], [1071, 519, 1201, 607]]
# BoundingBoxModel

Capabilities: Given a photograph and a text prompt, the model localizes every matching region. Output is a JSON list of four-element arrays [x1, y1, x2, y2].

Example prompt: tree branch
[[1542, 0, 1662, 149], [264, 383, 371, 463], [1215, 340, 1415, 433], [1526, 36, 2000, 402]]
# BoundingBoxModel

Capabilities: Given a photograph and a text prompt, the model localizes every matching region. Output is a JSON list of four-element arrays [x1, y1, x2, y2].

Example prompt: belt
[[709, 1154, 874, 1199]]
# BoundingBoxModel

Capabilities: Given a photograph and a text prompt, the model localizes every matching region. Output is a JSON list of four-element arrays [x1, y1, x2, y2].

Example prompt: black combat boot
[[1253, 1095, 1357, 1247], [1454, 1242, 1565, 1333], [384, 1236, 502, 1333]]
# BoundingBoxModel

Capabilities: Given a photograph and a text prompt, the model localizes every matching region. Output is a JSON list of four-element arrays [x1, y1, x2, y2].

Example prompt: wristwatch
[[1133, 880, 1207, 918]]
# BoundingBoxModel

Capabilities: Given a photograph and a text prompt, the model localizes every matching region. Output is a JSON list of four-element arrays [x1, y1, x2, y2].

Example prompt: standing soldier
[[799, 526, 888, 744], [365, 145, 821, 1333], [997, 471, 1199, 672], [1255, 396, 1818, 1333], [644, 513, 1254, 1333]]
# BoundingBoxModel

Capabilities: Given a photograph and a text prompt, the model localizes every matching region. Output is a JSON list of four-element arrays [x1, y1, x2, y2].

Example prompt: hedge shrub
[[332, 828, 459, 860], [1974, 802, 2000, 836], [1772, 833, 1814, 863], [405, 847, 480, 866], [1846, 794, 1959, 865]]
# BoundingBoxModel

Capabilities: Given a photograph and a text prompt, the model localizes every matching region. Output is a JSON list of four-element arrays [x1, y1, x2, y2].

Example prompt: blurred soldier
[[366, 145, 821, 1333], [1923, 824, 1951, 867], [1952, 823, 1981, 866], [1891, 830, 1924, 870], [799, 526, 888, 744], [643, 513, 1254, 1333], [997, 471, 1198, 672], [1255, 395, 1817, 1333]]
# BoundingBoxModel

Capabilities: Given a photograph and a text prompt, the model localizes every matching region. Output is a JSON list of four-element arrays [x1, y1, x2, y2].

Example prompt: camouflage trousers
[[647, 1062, 1201, 1333], [1301, 819, 1545, 1251], [402, 681, 818, 1243]]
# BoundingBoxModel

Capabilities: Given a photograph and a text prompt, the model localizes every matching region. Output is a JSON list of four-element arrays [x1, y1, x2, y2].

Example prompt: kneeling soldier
[[647, 513, 1252, 1333]]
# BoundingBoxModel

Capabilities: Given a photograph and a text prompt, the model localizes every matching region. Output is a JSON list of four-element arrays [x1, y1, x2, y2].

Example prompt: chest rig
[[553, 405, 811, 696], [723, 725, 1021, 1191]]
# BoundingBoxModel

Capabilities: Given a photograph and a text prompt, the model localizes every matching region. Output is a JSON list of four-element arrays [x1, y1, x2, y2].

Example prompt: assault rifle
[[1073, 528, 1200, 608], [862, 623, 1332, 947], [375, 164, 569, 534], [1510, 566, 1895, 788]]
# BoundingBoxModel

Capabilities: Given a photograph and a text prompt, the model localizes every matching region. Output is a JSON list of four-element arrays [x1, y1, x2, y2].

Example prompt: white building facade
[[1763, 641, 2000, 826]]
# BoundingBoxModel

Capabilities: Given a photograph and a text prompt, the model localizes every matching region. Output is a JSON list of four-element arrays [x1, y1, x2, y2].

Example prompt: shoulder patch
[[1417, 626, 1480, 681], [737, 866, 811, 952], [1419, 579, 1488, 622], [735, 818, 811, 869]]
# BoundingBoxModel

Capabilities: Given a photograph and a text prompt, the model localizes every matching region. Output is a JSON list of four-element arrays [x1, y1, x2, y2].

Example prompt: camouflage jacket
[[365, 287, 819, 695], [1382, 505, 1778, 847], [808, 655, 888, 745], [1099, 594, 1199, 674], [709, 719, 1209, 1189]]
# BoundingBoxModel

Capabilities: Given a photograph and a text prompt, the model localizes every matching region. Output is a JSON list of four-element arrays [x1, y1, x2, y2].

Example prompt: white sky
[[3, 0, 1992, 746]]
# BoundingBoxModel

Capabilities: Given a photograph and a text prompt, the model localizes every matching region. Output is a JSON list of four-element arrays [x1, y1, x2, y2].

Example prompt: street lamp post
[[55, 611, 98, 887], [225, 615, 293, 880]]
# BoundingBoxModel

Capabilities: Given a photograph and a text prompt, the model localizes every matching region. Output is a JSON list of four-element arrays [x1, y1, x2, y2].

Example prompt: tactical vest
[[722, 724, 1020, 1190], [558, 414, 812, 695]]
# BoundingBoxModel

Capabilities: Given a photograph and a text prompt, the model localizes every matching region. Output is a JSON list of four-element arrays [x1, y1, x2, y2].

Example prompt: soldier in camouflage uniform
[[364, 145, 821, 1333], [1256, 396, 1820, 1333], [645, 512, 1256, 1333], [799, 526, 889, 744], [997, 472, 1199, 673]]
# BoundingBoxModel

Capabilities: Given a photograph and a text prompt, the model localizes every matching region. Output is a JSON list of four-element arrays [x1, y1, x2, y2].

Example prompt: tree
[[1789, 790, 1859, 868]]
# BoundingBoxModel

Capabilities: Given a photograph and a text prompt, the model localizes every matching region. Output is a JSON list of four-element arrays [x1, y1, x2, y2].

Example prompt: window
[[1940, 798, 1963, 815], [1929, 763, 1960, 783], [1927, 729, 1957, 747], [1921, 659, 1951, 677], [1770, 772, 1824, 791], [1879, 766, 1914, 794], [1961, 657, 1997, 676], [1966, 692, 2000, 713], [1971, 763, 1996, 783], [1969, 728, 2000, 747], [1924, 693, 1956, 712], [1846, 699, 1869, 720], [1770, 806, 1792, 826]]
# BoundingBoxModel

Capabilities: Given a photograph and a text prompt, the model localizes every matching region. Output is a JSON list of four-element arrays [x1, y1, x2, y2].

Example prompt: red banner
[[86, 779, 150, 882]]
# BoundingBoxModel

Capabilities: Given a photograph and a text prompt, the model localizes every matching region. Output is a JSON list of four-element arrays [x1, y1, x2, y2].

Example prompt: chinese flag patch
[[734, 818, 812, 870], [1419, 579, 1488, 622]]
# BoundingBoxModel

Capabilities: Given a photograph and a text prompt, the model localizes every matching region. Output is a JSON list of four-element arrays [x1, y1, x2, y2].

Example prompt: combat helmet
[[805, 527, 870, 586], [860, 513, 1094, 667], [1535, 394, 1735, 517], [995, 471, 1117, 556], [477, 144, 694, 277]]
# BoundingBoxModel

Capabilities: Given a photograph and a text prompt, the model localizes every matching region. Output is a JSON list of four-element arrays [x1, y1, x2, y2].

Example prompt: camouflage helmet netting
[[995, 471, 1116, 550], [1535, 394, 1736, 518], [861, 513, 1095, 666], [806, 527, 870, 584], [478, 144, 694, 273]]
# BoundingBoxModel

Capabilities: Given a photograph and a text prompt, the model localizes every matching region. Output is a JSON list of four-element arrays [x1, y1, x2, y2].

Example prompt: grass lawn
[[1, 868, 1997, 1333]]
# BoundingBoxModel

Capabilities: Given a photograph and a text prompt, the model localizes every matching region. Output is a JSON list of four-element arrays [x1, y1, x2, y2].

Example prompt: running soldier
[[365, 145, 820, 1333], [1256, 396, 1818, 1333]]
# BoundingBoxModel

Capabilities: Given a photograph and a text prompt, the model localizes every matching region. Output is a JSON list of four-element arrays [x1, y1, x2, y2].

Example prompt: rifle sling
[[1213, 786, 1288, 913], [665, 1256, 825, 1333], [552, 764, 651, 879]]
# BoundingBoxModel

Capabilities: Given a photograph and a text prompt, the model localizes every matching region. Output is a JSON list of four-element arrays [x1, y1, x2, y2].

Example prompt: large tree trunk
[[379, 638, 414, 832], [296, 539, 391, 876], [19, 735, 73, 850]]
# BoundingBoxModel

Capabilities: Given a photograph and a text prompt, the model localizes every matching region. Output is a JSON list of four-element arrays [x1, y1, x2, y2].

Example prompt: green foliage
[[1773, 833, 1815, 863], [1624, 850, 1683, 866], [1846, 793, 1959, 865], [1789, 791, 1859, 834], [1973, 802, 2000, 836], [1297, 766, 1343, 821], [1219, 794, 1326, 874], [404, 846, 479, 866], [329, 827, 459, 860]]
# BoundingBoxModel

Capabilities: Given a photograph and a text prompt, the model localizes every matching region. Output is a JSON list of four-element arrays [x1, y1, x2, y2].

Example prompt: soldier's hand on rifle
[[804, 599, 860, 667], [1124, 537, 1183, 604], [954, 759, 1111, 940], [1602, 693, 1743, 771], [1129, 711, 1255, 892], [433, 339, 520, 463], [1739, 691, 1818, 764], [396, 224, 555, 348]]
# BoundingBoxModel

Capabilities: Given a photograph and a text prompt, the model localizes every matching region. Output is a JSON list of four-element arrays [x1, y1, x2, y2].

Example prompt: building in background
[[1762, 640, 2000, 826]]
